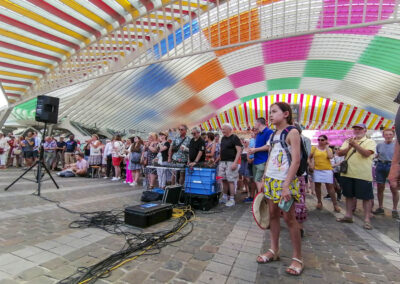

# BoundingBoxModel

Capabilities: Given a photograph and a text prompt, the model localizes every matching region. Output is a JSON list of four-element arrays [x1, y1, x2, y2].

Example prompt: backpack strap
[[270, 126, 296, 165]]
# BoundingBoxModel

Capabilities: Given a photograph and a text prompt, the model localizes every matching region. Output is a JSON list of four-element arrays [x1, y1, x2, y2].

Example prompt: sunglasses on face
[[318, 139, 326, 142], [191, 132, 197, 135]]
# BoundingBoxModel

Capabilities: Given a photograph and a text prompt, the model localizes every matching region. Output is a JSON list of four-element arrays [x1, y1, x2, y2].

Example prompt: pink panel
[[262, 35, 313, 64], [229, 66, 265, 88], [210, 90, 239, 109], [318, 0, 396, 35]]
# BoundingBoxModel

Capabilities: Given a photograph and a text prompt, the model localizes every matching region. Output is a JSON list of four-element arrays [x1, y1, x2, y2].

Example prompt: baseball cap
[[352, 123, 367, 129]]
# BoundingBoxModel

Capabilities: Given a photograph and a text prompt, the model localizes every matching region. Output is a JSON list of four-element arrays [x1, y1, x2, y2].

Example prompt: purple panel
[[229, 66, 265, 88], [262, 35, 313, 64], [318, 0, 396, 35], [210, 90, 239, 109]]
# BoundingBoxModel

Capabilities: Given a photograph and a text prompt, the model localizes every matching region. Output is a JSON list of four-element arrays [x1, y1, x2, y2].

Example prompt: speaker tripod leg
[[4, 162, 38, 191], [41, 161, 59, 189]]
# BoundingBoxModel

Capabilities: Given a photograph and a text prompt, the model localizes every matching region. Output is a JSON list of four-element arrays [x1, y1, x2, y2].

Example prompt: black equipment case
[[183, 192, 220, 211], [124, 203, 173, 228]]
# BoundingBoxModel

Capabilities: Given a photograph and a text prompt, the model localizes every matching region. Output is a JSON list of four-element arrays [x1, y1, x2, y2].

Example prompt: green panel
[[303, 60, 354, 80], [12, 98, 37, 120], [240, 92, 266, 103], [358, 36, 400, 75], [267, 77, 301, 91]]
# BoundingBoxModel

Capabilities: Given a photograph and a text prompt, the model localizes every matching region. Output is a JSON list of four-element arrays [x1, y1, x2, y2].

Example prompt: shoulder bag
[[339, 141, 365, 174]]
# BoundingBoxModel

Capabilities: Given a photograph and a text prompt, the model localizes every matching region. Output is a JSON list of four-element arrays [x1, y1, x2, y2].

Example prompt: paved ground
[[0, 168, 398, 284]]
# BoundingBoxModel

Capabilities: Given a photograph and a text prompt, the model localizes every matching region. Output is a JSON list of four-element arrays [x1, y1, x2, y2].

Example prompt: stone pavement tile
[[11, 246, 44, 258], [197, 270, 228, 284], [177, 267, 202, 282], [239, 245, 260, 255], [44, 265, 76, 280], [218, 247, 240, 258], [0, 279, 19, 284], [0, 272, 10, 281], [206, 261, 232, 275], [103, 269, 125, 282], [71, 255, 98, 267], [230, 267, 257, 282], [344, 272, 369, 284], [193, 250, 213, 261], [34, 240, 60, 251], [0, 254, 22, 266], [233, 258, 258, 273], [16, 266, 47, 281], [213, 253, 236, 266], [338, 264, 360, 273], [150, 269, 176, 282], [226, 276, 253, 284], [26, 250, 58, 264], [25, 276, 57, 284], [0, 259, 36, 276], [121, 269, 149, 284], [40, 257, 69, 270], [48, 244, 76, 255], [163, 259, 183, 272], [174, 251, 192, 262], [187, 258, 208, 271]]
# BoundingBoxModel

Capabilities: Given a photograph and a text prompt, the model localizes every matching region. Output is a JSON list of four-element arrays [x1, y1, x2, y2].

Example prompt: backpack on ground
[[270, 126, 308, 177]]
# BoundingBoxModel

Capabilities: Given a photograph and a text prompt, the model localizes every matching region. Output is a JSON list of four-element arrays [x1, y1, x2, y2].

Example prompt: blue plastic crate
[[184, 167, 217, 195]]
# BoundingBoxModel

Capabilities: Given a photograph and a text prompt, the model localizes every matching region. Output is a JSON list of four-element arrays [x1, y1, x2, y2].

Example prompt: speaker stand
[[4, 122, 59, 196]]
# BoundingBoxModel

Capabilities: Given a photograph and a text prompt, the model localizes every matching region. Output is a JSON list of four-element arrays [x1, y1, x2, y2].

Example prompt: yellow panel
[[354, 109, 365, 125], [115, 0, 140, 18], [339, 104, 351, 130], [0, 0, 90, 44], [219, 113, 225, 124], [248, 99, 254, 126], [60, 0, 113, 32], [302, 94, 311, 124], [0, 28, 70, 56], [0, 70, 38, 80], [258, 97, 263, 118], [228, 109, 236, 128], [311, 97, 324, 130], [2, 86, 26, 92], [368, 114, 378, 129], [323, 100, 337, 130], [383, 120, 392, 129], [0, 51, 52, 68]]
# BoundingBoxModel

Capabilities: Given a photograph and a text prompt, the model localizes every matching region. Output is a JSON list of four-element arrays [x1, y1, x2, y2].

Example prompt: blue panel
[[364, 106, 395, 120], [131, 64, 177, 98], [153, 20, 199, 58], [137, 109, 159, 121]]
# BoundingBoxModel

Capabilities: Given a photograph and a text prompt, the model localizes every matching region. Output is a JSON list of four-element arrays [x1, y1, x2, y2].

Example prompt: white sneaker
[[225, 200, 235, 207], [103, 176, 108, 179], [111, 177, 118, 181], [219, 197, 227, 204], [130, 182, 137, 187]]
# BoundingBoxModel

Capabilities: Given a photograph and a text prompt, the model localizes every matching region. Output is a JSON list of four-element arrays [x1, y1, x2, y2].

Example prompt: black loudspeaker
[[35, 95, 59, 124]]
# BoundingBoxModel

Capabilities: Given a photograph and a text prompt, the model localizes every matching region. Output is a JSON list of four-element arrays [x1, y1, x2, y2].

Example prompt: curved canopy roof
[[1, 0, 400, 132]]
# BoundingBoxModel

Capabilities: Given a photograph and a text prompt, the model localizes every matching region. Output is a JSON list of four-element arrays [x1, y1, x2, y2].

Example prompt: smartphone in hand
[[278, 198, 294, 212]]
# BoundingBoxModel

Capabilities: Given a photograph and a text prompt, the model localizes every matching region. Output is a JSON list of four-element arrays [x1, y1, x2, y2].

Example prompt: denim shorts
[[375, 162, 391, 184]]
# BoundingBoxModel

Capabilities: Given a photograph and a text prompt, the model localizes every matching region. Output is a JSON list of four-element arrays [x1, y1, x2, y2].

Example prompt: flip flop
[[336, 217, 353, 223], [363, 222, 373, 230]]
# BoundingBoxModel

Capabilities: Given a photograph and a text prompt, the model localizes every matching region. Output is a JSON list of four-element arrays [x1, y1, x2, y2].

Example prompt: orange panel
[[257, 0, 281, 5], [174, 95, 206, 115], [183, 58, 225, 93], [203, 9, 260, 56]]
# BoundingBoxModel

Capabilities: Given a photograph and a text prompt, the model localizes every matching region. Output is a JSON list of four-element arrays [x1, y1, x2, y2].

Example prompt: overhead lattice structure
[[1, 0, 400, 132], [199, 93, 394, 131]]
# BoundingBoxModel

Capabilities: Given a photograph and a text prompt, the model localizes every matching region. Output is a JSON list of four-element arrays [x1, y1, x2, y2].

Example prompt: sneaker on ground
[[392, 210, 399, 219], [372, 208, 385, 215], [243, 197, 254, 203], [123, 181, 128, 184], [225, 200, 235, 207], [323, 194, 331, 200], [130, 182, 137, 186], [103, 176, 108, 179], [219, 197, 227, 204], [111, 177, 120, 181]]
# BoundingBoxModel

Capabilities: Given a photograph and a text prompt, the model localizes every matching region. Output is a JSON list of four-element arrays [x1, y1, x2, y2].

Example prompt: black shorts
[[24, 151, 34, 159], [33, 150, 38, 158], [340, 176, 374, 200]]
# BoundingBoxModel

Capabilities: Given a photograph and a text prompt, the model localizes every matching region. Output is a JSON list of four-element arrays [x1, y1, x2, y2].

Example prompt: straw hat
[[252, 192, 269, 230]]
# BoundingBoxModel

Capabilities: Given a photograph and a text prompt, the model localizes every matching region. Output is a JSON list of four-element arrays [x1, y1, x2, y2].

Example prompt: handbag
[[0, 148, 4, 155], [340, 141, 365, 174], [172, 137, 187, 153], [13, 148, 22, 155]]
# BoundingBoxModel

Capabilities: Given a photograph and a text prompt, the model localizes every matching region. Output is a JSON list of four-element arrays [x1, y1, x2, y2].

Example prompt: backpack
[[270, 126, 308, 177]]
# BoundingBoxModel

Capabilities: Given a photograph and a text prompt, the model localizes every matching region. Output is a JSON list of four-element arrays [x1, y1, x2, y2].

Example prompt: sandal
[[256, 249, 280, 264], [363, 222, 373, 230], [286, 258, 304, 276], [334, 206, 341, 213], [316, 203, 323, 210], [336, 217, 353, 223]]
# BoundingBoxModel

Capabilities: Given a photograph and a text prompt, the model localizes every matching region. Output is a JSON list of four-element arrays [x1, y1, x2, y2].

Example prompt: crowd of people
[[0, 101, 399, 277]]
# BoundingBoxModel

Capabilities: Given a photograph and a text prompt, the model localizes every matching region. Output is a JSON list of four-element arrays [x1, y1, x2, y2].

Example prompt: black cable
[[33, 194, 194, 284]]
